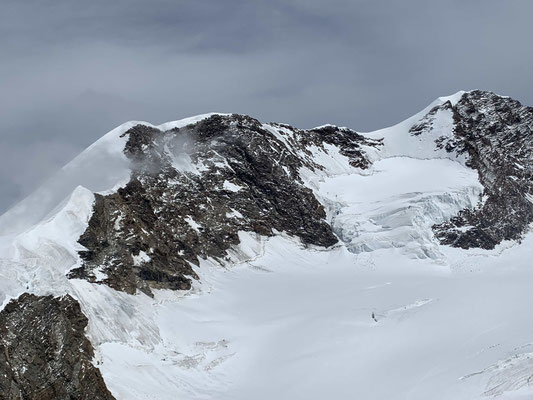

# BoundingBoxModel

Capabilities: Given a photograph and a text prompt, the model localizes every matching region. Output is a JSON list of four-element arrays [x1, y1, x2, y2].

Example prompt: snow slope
[[104, 233, 533, 400], [2, 96, 533, 399], [364, 91, 468, 162]]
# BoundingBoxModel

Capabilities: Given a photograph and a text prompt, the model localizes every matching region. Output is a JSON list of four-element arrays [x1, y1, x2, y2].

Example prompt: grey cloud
[[1, 0, 532, 213]]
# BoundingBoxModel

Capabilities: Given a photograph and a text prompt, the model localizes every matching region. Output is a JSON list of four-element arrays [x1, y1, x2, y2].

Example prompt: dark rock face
[[0, 293, 114, 400], [70, 114, 381, 295], [425, 91, 533, 249]]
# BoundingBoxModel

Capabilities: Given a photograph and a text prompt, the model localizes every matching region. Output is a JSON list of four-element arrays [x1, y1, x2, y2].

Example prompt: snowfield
[[1, 94, 533, 399]]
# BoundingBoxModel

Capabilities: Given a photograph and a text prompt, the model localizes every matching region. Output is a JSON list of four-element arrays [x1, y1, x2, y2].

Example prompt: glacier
[[1, 91, 533, 399]]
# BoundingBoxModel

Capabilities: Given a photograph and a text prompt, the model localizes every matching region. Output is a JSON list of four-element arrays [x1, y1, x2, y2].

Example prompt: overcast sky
[[1, 0, 532, 213]]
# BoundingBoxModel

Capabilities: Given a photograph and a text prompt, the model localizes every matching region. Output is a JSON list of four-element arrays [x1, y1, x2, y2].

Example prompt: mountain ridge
[[1, 89, 533, 399]]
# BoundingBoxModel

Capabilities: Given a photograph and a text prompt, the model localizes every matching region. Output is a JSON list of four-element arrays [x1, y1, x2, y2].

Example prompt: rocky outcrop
[[67, 91, 533, 292], [0, 293, 114, 400], [69, 114, 381, 295], [425, 91, 533, 249]]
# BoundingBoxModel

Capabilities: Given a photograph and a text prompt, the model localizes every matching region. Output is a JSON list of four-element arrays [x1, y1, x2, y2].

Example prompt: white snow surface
[[223, 180, 243, 192], [364, 90, 468, 163], [2, 103, 533, 399]]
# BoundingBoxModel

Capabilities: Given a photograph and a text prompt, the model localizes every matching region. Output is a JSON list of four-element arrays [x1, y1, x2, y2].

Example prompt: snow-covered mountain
[[1, 90, 533, 399]]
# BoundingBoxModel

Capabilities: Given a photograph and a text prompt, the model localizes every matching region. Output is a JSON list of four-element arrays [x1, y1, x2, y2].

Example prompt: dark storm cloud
[[1, 0, 532, 212]]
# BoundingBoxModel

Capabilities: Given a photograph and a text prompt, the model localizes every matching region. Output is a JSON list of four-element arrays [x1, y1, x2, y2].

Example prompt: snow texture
[[1, 97, 533, 399]]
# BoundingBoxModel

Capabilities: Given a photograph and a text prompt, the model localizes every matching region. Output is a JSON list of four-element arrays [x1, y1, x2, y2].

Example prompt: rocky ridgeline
[[68, 93, 533, 296], [2, 91, 533, 398], [410, 91, 533, 249], [69, 114, 381, 295], [0, 294, 114, 400]]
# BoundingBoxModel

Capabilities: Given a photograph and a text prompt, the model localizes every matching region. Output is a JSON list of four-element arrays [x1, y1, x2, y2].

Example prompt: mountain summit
[[1, 90, 533, 399]]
